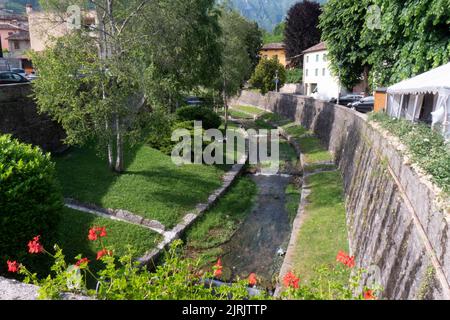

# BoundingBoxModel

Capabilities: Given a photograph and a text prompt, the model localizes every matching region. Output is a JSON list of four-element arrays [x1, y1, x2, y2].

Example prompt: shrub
[[146, 111, 176, 155], [176, 106, 222, 130], [0, 135, 63, 276], [249, 57, 287, 95], [286, 68, 303, 84]]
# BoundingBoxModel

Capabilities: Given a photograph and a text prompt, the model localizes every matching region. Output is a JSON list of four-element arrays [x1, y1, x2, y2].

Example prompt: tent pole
[[398, 95, 404, 118], [412, 95, 419, 123]]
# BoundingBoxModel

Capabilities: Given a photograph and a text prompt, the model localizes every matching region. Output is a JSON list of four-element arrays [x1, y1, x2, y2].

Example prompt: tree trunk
[[114, 114, 124, 173], [363, 65, 370, 95]]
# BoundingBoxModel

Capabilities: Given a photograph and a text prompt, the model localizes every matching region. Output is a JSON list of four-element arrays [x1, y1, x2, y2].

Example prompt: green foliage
[[31, 0, 222, 172], [21, 240, 267, 300], [250, 57, 287, 94], [369, 113, 450, 193], [0, 135, 63, 276], [281, 265, 382, 300], [262, 22, 285, 44], [286, 68, 303, 83], [176, 106, 222, 130], [320, 0, 450, 89]]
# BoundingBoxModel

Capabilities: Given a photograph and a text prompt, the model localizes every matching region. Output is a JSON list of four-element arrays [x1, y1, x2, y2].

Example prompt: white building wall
[[303, 50, 341, 101]]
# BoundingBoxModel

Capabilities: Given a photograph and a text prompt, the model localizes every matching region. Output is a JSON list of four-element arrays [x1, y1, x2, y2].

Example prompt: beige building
[[259, 43, 288, 68], [27, 4, 96, 52]]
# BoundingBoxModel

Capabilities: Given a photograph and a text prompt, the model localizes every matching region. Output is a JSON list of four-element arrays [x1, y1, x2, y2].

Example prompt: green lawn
[[292, 171, 348, 281], [297, 136, 333, 164], [232, 105, 267, 116], [229, 109, 254, 120], [57, 208, 161, 270], [283, 124, 309, 137], [55, 145, 226, 228], [185, 177, 257, 263], [285, 183, 301, 225]]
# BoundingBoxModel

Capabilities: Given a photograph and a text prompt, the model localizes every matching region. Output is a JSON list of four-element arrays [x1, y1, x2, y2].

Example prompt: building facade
[[302, 42, 341, 101], [259, 42, 288, 68]]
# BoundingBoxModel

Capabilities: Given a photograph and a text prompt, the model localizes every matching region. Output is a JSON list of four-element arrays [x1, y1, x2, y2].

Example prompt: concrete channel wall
[[231, 90, 450, 300]]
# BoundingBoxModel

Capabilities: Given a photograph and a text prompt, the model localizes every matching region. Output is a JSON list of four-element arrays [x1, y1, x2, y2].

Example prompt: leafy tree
[[214, 8, 255, 131], [319, 0, 370, 91], [320, 0, 450, 90], [250, 57, 287, 94], [263, 22, 285, 44], [284, 0, 322, 68], [31, 0, 221, 173]]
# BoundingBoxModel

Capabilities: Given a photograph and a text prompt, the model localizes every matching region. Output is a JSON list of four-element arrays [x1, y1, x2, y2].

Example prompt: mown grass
[[57, 208, 161, 272], [292, 171, 348, 281], [55, 145, 226, 228], [185, 177, 257, 263], [232, 105, 267, 116], [297, 136, 333, 164], [229, 109, 254, 120], [285, 183, 301, 224], [283, 124, 309, 137]]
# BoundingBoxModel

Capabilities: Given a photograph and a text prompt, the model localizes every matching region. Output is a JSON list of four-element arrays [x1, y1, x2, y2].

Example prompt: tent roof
[[387, 63, 450, 95]]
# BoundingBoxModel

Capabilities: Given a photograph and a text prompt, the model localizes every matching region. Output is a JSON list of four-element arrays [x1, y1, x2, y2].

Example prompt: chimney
[[26, 4, 33, 14]]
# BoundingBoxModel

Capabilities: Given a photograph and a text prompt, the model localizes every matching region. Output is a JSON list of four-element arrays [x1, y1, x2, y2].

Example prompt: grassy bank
[[292, 171, 348, 281], [55, 145, 226, 228], [369, 112, 450, 194], [57, 208, 161, 271], [185, 176, 257, 264]]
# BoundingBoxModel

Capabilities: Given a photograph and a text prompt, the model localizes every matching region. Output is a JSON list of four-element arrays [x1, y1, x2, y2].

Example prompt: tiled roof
[[0, 22, 26, 31], [261, 42, 285, 50], [6, 30, 29, 41], [303, 41, 327, 53]]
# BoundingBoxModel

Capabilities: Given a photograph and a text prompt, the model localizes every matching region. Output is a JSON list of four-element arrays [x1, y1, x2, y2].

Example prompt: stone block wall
[[232, 90, 450, 300], [0, 83, 66, 152]]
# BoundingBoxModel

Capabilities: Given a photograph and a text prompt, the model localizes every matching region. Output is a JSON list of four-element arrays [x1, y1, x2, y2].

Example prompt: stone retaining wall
[[232, 91, 450, 300], [0, 83, 66, 152]]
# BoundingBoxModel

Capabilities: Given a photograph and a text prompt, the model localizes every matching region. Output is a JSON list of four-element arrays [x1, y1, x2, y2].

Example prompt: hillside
[[1, 0, 40, 13], [227, 0, 327, 31]]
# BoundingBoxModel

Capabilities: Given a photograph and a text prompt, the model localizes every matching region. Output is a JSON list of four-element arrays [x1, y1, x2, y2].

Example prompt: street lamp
[[337, 63, 343, 105], [275, 69, 280, 92]]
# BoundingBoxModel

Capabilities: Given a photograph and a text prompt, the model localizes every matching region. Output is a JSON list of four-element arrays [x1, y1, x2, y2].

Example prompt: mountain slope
[[227, 0, 327, 31]]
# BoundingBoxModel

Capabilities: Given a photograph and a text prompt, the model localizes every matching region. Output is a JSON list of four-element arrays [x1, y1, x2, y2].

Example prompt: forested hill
[[1, 0, 40, 13], [3, 0, 327, 31], [226, 0, 327, 31]]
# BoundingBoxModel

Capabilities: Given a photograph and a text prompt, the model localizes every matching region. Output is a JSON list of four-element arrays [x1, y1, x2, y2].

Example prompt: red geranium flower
[[336, 250, 355, 268], [88, 227, 107, 241], [213, 258, 223, 278], [283, 271, 300, 289], [7, 260, 20, 273], [96, 249, 112, 260], [75, 258, 90, 268], [27, 235, 43, 254], [248, 273, 257, 287], [364, 290, 376, 300]]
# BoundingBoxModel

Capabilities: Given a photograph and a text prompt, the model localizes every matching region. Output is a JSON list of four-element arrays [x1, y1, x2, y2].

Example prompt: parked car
[[184, 96, 205, 107], [26, 71, 38, 81], [349, 96, 375, 113], [330, 94, 364, 106], [0, 71, 30, 85], [11, 68, 27, 78]]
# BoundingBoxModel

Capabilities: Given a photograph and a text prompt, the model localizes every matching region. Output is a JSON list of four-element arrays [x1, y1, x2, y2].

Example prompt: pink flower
[[7, 260, 20, 273], [27, 235, 43, 254]]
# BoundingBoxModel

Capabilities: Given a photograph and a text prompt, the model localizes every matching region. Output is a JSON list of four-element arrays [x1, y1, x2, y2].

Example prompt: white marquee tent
[[386, 63, 450, 140]]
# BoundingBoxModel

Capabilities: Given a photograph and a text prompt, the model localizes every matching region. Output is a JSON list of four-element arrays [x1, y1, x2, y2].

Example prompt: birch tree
[[31, 0, 221, 172]]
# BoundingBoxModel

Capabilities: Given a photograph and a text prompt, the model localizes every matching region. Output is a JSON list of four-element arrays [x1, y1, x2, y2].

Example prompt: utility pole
[[275, 69, 279, 92]]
